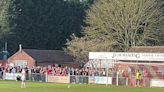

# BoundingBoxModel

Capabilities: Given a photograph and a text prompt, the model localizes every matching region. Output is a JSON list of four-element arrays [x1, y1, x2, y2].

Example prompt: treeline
[[0, 0, 93, 54], [0, 0, 163, 63]]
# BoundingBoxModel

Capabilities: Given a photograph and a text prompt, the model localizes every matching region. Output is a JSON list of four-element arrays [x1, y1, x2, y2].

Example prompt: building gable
[[8, 50, 35, 63]]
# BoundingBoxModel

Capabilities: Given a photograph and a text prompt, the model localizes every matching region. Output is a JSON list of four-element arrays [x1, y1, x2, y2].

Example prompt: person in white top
[[21, 68, 26, 88]]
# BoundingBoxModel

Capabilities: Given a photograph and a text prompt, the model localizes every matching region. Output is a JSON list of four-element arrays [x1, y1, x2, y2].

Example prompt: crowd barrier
[[3, 73, 46, 82], [30, 73, 46, 82], [150, 79, 164, 87], [4, 73, 22, 80], [112, 77, 128, 86], [47, 75, 112, 85], [70, 75, 88, 84], [48, 75, 69, 83], [92, 76, 112, 84], [2, 73, 164, 87]]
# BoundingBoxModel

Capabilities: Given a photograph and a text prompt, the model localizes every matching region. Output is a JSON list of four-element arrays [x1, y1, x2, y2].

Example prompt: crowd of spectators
[[0, 64, 107, 80]]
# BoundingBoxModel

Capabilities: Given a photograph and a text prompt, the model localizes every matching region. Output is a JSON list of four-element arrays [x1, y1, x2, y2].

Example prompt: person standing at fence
[[11, 67, 16, 80], [0, 67, 3, 80], [135, 70, 142, 87], [21, 68, 26, 88]]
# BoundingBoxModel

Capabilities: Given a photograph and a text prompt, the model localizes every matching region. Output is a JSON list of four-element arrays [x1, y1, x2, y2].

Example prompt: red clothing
[[47, 69, 52, 75]]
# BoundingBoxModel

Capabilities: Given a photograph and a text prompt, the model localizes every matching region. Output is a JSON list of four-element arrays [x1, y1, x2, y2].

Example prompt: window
[[15, 60, 27, 68]]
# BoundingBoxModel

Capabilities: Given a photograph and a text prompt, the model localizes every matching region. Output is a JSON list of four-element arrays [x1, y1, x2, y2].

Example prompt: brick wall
[[8, 51, 36, 68]]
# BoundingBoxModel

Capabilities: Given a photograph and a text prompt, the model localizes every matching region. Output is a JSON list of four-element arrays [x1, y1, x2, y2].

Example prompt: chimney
[[19, 44, 22, 52]]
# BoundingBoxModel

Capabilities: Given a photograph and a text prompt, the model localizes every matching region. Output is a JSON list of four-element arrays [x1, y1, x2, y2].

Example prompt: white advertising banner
[[150, 79, 164, 87], [88, 76, 95, 84], [89, 52, 164, 61], [5, 73, 22, 80], [94, 76, 112, 84]]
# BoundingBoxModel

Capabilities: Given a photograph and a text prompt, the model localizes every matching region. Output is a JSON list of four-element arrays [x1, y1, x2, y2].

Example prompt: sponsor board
[[89, 76, 112, 84], [48, 75, 69, 83], [5, 73, 22, 80], [89, 52, 164, 61], [150, 79, 164, 87]]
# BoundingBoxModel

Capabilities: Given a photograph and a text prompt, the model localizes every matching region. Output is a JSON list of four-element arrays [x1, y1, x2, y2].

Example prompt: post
[[106, 63, 109, 86], [3, 70, 6, 80], [67, 68, 71, 88], [45, 71, 48, 82], [100, 59, 101, 76], [126, 77, 128, 86], [116, 72, 119, 86]]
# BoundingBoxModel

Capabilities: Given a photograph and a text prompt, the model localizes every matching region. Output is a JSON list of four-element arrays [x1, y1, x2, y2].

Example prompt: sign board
[[89, 52, 164, 61], [47, 76, 69, 83], [85, 60, 115, 68], [15, 60, 27, 68], [5, 73, 22, 80], [94, 76, 112, 84], [150, 79, 164, 87], [88, 76, 95, 83]]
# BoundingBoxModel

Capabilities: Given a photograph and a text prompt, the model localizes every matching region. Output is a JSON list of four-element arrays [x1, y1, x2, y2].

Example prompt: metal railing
[[1, 72, 164, 87], [3, 73, 46, 82], [70, 75, 88, 84]]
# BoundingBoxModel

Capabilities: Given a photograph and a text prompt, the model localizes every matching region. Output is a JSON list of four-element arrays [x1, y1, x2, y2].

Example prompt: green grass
[[0, 81, 163, 92]]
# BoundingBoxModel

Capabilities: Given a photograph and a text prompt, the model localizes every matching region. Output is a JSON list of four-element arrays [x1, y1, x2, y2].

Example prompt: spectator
[[135, 70, 142, 87], [21, 68, 26, 88]]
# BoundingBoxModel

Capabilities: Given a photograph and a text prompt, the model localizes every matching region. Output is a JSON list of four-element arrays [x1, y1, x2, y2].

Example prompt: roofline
[[8, 50, 36, 63], [131, 46, 164, 48], [113, 62, 164, 65], [23, 49, 66, 52]]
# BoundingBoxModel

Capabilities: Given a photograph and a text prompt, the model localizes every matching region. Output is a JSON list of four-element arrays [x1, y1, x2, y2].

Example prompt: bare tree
[[66, 0, 164, 62], [84, 0, 164, 51]]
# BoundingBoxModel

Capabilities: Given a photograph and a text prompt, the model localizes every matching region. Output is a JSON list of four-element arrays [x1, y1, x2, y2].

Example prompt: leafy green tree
[[66, 0, 164, 62], [0, 0, 92, 54], [0, 0, 10, 39]]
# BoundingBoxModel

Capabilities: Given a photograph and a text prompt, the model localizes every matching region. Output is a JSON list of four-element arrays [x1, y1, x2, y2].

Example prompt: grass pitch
[[0, 81, 163, 92]]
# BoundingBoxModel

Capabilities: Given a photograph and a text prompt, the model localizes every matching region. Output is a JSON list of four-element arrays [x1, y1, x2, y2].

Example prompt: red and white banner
[[47, 75, 69, 83]]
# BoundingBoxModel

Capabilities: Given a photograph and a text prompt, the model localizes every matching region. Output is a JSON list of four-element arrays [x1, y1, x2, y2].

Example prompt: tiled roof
[[23, 49, 74, 64]]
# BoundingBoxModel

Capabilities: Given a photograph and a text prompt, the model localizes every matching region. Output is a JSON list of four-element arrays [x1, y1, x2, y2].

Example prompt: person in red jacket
[[47, 67, 52, 75]]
